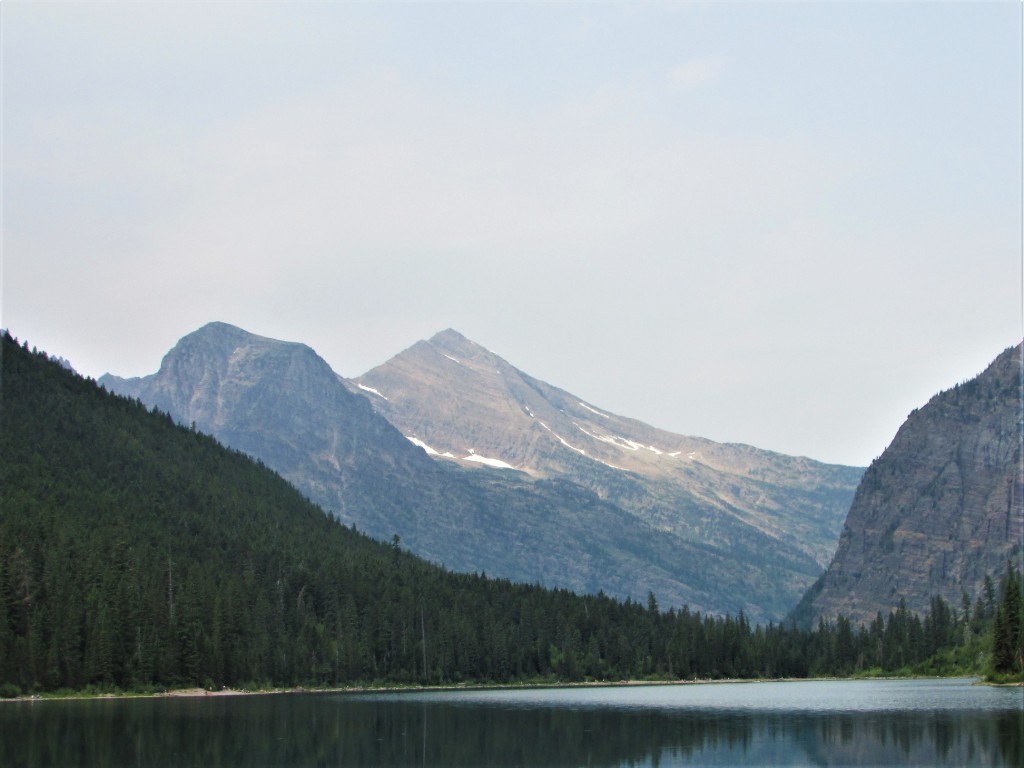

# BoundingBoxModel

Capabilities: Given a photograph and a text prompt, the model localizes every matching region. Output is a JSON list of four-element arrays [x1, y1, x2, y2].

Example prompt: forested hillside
[[1, 332, 1019, 694]]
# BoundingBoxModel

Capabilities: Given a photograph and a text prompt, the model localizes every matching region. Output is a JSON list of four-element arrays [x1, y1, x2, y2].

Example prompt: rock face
[[101, 322, 861, 623], [355, 329, 861, 571], [795, 342, 1023, 626], [100, 323, 432, 541]]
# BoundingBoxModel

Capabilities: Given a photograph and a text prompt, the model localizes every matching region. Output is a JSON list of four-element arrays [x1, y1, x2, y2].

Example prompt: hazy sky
[[3, 2, 1021, 467]]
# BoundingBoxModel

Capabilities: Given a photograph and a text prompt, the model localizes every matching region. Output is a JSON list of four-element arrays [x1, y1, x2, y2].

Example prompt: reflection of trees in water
[[3, 696, 1021, 766], [805, 711, 1021, 767]]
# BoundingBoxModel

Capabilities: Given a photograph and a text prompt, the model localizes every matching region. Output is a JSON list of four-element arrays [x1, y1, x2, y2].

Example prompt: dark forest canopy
[[0, 332, 1019, 694]]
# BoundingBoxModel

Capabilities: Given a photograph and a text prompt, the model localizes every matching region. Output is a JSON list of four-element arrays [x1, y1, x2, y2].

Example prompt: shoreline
[[3, 674, 1003, 703]]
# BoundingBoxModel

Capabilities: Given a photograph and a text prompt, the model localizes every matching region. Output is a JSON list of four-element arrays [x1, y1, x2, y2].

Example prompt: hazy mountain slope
[[353, 329, 862, 571], [101, 322, 819, 621], [793, 342, 1023, 626], [101, 322, 434, 541]]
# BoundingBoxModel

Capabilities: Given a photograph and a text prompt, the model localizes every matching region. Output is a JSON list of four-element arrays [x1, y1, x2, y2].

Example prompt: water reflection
[[2, 682, 1020, 767]]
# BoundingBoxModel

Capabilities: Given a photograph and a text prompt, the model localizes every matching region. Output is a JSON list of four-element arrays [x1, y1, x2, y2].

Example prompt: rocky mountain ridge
[[354, 328, 862, 571], [794, 342, 1023, 625], [101, 322, 861, 622]]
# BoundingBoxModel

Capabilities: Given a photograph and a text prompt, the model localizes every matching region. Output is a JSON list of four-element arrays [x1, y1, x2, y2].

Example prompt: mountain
[[353, 329, 861, 570], [101, 322, 860, 622], [100, 322, 433, 540], [7, 329, 822, 693], [793, 342, 1024, 626]]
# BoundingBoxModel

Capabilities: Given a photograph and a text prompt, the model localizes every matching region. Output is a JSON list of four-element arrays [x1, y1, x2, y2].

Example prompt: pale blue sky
[[3, 2, 1020, 466]]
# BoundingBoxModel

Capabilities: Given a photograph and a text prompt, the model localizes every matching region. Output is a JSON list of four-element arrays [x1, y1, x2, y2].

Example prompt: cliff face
[[797, 343, 1023, 625]]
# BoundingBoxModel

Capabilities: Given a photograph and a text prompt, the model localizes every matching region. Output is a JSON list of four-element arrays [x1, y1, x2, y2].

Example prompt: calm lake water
[[2, 678, 1021, 766]]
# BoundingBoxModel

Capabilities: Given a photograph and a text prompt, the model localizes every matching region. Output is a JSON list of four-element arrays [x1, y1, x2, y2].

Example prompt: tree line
[[1, 331, 1020, 695]]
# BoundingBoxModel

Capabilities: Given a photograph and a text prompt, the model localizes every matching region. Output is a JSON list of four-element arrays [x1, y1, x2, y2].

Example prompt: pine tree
[[991, 565, 1023, 677]]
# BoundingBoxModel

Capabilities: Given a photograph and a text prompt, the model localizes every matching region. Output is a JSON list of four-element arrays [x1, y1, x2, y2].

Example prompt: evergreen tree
[[990, 564, 1023, 677]]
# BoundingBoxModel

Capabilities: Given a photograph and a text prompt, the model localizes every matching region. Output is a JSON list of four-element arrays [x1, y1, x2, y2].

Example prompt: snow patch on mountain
[[596, 434, 641, 451], [406, 436, 455, 458], [578, 401, 610, 419], [539, 421, 586, 456], [542, 423, 625, 470], [463, 450, 515, 469], [358, 383, 389, 401], [574, 424, 673, 458]]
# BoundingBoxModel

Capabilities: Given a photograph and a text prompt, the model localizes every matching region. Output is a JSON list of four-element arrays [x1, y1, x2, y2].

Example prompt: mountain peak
[[165, 322, 322, 370], [184, 321, 276, 347], [429, 328, 469, 344], [427, 328, 479, 351], [197, 320, 244, 334], [421, 329, 495, 364]]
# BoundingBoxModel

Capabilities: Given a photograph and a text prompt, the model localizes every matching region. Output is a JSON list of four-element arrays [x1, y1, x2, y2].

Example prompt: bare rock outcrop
[[796, 342, 1023, 625]]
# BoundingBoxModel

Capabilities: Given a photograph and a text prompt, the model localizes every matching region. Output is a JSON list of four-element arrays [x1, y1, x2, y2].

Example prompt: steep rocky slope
[[101, 322, 430, 539], [101, 322, 847, 622], [794, 342, 1023, 625], [353, 329, 862, 571]]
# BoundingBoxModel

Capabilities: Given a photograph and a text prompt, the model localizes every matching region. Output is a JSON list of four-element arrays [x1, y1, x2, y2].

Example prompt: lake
[[2, 678, 1021, 766]]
